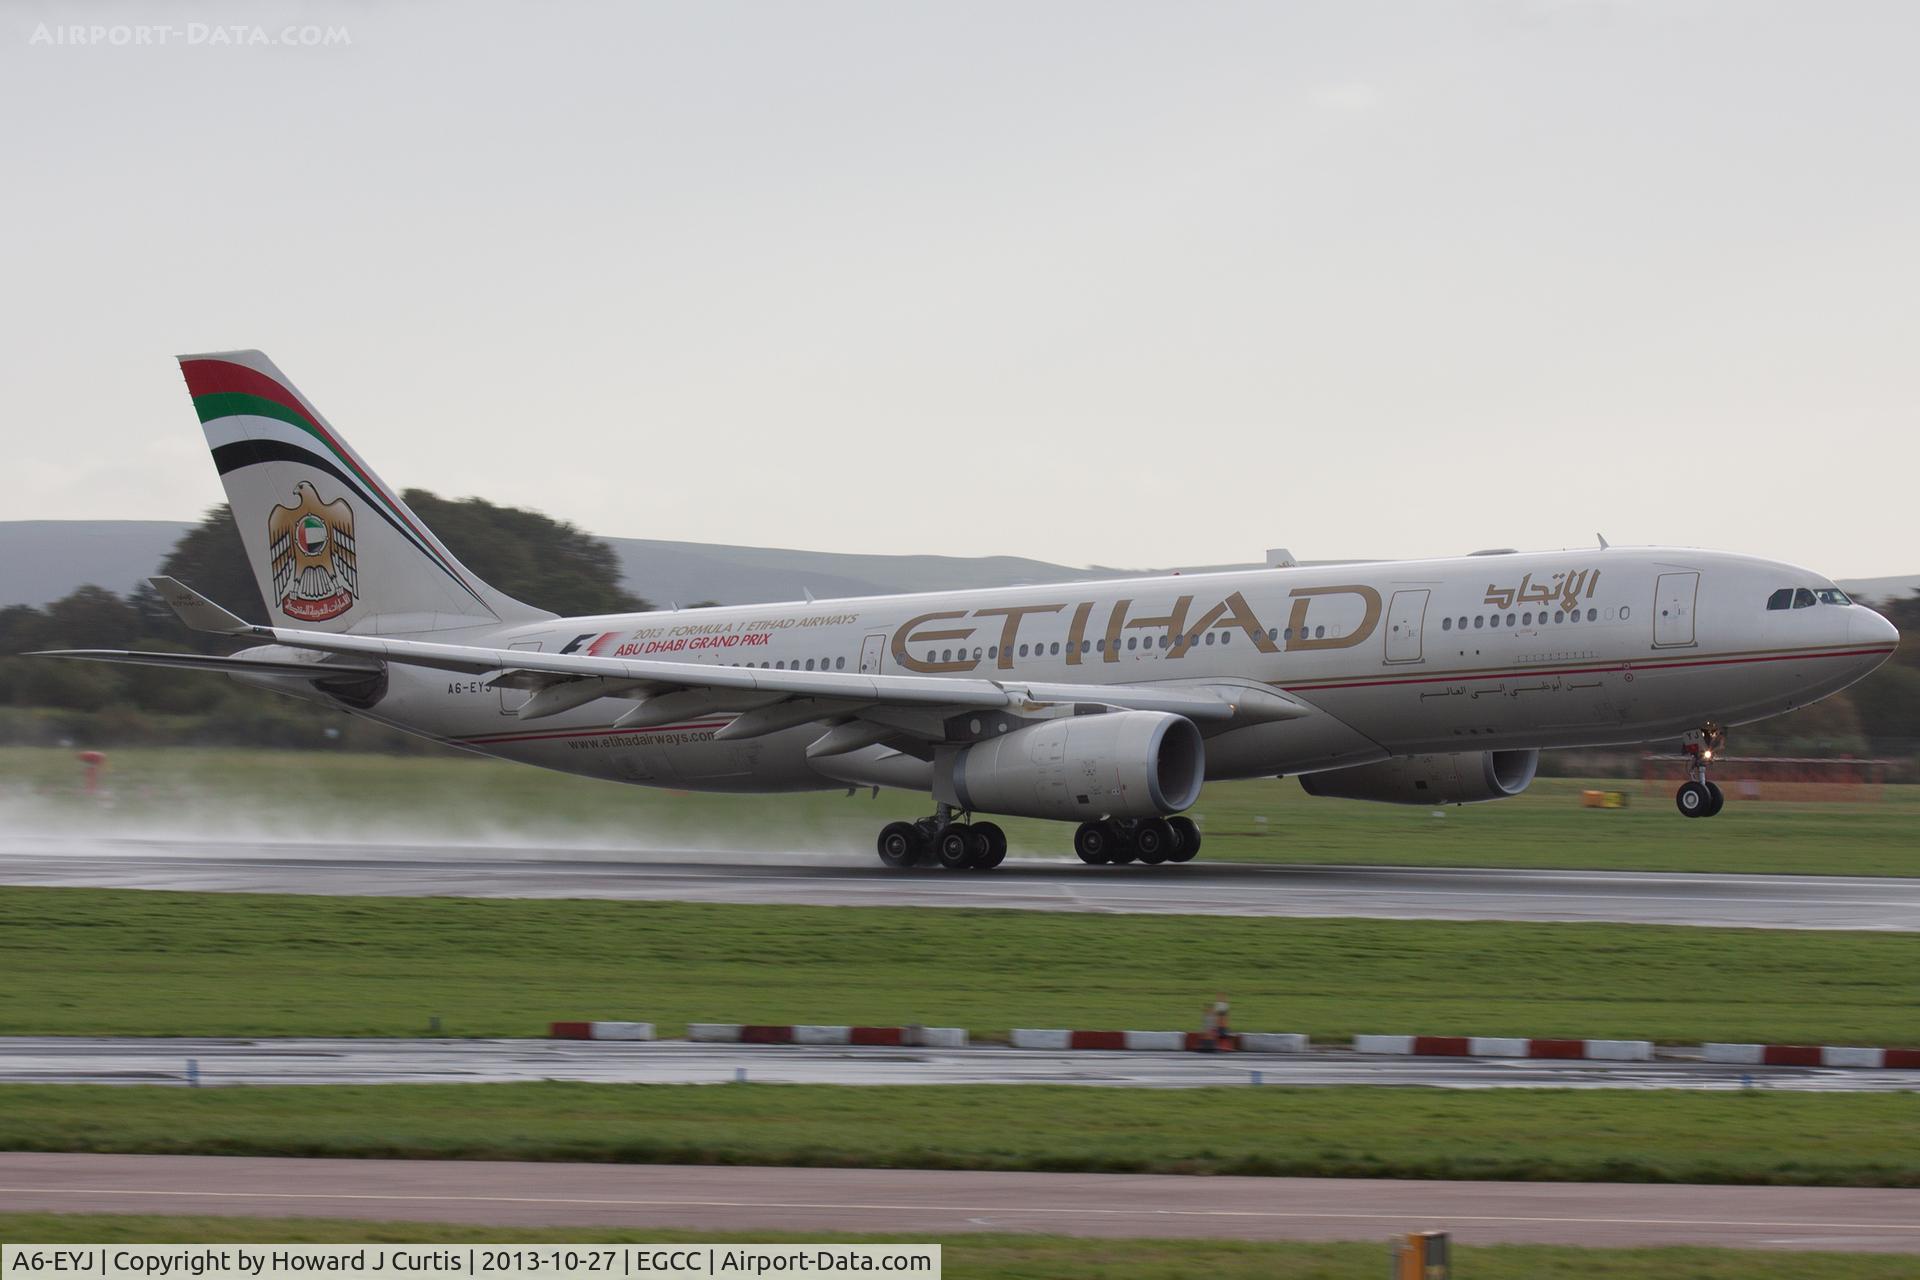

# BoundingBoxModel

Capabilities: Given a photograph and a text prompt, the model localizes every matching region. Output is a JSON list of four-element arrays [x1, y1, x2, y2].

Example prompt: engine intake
[[1299, 749, 1539, 805], [939, 710, 1205, 821]]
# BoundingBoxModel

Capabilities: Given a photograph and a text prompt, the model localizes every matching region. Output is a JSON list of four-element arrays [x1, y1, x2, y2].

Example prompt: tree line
[[0, 492, 648, 751]]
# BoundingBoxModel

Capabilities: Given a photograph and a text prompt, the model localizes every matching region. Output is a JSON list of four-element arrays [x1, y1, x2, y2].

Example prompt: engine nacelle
[[938, 711, 1205, 822], [1298, 749, 1539, 805]]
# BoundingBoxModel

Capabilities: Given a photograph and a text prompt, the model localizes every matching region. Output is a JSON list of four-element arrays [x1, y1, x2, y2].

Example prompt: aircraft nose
[[1851, 605, 1900, 653]]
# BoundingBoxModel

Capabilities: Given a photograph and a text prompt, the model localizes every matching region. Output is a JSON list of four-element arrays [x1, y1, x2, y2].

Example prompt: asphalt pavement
[[4, 1036, 1916, 1091], [4, 1153, 1918, 1251], [2, 833, 1917, 928]]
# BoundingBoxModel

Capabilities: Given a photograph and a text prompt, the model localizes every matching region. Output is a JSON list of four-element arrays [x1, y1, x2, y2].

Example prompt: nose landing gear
[[1676, 724, 1727, 819]]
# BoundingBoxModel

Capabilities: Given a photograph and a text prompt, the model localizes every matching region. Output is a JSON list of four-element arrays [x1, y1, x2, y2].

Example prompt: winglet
[[147, 576, 260, 636], [1596, 532, 1610, 550]]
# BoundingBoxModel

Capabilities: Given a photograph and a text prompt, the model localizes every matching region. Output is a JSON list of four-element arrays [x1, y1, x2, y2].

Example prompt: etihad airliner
[[40, 351, 1900, 870]]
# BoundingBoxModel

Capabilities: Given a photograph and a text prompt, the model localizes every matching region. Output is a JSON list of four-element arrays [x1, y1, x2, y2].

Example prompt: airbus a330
[[40, 351, 1901, 870]]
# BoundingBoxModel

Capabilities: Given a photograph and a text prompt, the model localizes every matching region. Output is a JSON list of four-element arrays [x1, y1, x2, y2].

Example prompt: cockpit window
[[1792, 588, 1817, 609], [1817, 588, 1850, 605], [1766, 588, 1793, 611]]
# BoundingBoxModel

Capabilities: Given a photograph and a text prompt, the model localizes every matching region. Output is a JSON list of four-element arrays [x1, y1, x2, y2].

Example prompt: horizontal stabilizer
[[148, 576, 259, 636], [31, 649, 381, 679]]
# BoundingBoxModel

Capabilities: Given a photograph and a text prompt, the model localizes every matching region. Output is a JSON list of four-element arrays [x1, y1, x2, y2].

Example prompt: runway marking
[[7, 855, 1912, 912], [3, 1186, 1918, 1232]]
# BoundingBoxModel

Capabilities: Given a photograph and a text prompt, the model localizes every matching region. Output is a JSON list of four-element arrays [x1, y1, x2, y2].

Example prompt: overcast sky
[[3, 1, 1916, 577]]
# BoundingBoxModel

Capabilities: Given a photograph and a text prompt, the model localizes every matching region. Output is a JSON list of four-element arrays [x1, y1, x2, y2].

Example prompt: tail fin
[[178, 349, 551, 634]]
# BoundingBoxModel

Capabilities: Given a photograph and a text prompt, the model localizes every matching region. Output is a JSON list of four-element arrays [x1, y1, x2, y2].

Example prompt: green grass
[[2, 1217, 1915, 1280], [5, 1217, 1915, 1280], [4, 888, 1919, 1044], [1, 1083, 1917, 1186], [4, 746, 1916, 877]]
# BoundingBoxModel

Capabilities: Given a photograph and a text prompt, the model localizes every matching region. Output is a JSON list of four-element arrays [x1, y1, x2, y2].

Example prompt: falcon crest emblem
[[267, 481, 358, 621]]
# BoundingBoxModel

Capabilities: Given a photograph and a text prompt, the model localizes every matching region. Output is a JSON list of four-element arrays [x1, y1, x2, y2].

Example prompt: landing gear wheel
[[1133, 817, 1174, 864], [1167, 816, 1201, 863], [1675, 780, 1712, 819], [1074, 821, 1112, 864], [877, 821, 921, 868], [1704, 781, 1725, 817], [971, 821, 1008, 869], [1105, 821, 1139, 864], [937, 823, 986, 870]]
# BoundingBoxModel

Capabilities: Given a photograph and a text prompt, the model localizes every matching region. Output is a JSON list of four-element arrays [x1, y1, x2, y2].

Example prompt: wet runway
[[3, 833, 1918, 928], [4, 1153, 1918, 1251], [5, 1036, 1917, 1092]]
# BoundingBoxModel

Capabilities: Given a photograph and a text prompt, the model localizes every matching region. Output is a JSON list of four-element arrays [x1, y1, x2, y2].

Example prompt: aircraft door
[[1653, 572, 1699, 648], [858, 633, 886, 675], [1384, 589, 1429, 663], [498, 641, 543, 713]]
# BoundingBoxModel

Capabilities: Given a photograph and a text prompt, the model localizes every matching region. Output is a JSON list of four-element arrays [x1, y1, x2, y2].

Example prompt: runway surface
[[3, 833, 1918, 928], [5, 1153, 1918, 1251], [6, 1036, 1917, 1092]]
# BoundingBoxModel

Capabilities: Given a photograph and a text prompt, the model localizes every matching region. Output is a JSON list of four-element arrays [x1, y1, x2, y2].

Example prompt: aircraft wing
[[121, 577, 1311, 737]]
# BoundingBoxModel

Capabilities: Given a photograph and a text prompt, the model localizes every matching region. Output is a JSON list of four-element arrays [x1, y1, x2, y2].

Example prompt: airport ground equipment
[[1393, 1231, 1450, 1280]]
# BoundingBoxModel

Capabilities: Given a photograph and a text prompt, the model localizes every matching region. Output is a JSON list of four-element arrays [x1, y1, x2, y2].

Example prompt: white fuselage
[[289, 546, 1895, 794]]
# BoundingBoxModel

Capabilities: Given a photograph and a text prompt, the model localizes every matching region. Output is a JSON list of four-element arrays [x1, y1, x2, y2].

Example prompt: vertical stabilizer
[[179, 349, 552, 633]]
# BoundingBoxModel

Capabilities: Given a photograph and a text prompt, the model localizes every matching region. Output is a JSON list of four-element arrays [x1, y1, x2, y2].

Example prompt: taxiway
[[4, 1153, 1917, 1251], [4, 1036, 1916, 1092]]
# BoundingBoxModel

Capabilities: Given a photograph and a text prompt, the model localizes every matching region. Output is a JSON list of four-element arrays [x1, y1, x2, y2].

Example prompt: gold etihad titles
[[891, 585, 1383, 674]]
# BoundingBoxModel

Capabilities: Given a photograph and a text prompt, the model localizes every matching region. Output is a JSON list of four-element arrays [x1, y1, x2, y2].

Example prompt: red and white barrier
[[1354, 1034, 1652, 1062], [1009, 1028, 1309, 1053], [1703, 1043, 1920, 1069], [548, 1021, 654, 1041], [687, 1023, 969, 1048]]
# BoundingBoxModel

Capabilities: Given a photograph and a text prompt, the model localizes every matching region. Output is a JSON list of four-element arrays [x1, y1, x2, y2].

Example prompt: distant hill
[[0, 521, 195, 606], [4, 520, 1910, 611]]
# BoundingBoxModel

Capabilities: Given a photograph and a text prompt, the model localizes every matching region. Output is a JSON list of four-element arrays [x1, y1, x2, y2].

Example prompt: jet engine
[[1298, 749, 1539, 805], [939, 710, 1205, 821]]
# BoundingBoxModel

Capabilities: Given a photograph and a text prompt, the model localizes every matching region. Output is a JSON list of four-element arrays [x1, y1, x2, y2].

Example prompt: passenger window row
[[928, 628, 1251, 664], [1766, 587, 1849, 610], [1442, 607, 1614, 632]]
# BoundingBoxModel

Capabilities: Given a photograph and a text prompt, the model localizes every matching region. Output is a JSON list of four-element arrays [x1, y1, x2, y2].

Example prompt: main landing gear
[[1073, 816, 1201, 866], [873, 808, 1205, 870], [1675, 723, 1727, 819], [876, 805, 1007, 871]]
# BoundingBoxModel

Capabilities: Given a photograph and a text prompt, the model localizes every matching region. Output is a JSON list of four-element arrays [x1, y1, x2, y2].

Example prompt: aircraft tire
[[1704, 781, 1725, 817], [1675, 781, 1712, 818], [877, 822, 921, 868], [938, 823, 980, 870], [1105, 822, 1139, 865], [1167, 816, 1201, 862], [1073, 822, 1112, 864], [972, 821, 1008, 869], [1134, 817, 1173, 864]]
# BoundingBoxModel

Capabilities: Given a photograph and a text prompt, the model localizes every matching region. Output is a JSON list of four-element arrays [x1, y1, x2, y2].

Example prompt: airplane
[[37, 350, 1901, 871]]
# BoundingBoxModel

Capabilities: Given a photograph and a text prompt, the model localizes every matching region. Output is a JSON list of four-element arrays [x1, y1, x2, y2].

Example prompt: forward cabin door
[[1384, 589, 1429, 663], [1653, 572, 1700, 648], [858, 633, 886, 675]]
